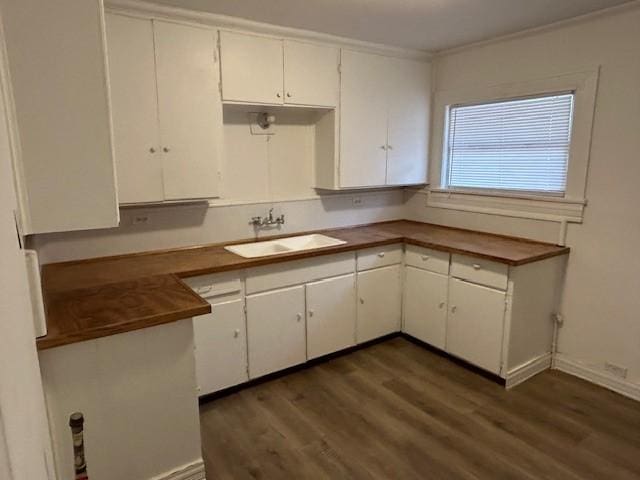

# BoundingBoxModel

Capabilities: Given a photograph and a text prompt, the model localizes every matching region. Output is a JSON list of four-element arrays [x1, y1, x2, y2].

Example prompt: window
[[442, 93, 575, 195]]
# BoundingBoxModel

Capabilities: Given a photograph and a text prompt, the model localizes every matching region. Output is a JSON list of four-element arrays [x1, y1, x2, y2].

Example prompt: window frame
[[441, 91, 575, 197], [429, 69, 599, 222]]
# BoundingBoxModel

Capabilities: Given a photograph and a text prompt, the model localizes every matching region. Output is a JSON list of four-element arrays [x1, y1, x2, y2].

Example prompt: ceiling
[[149, 0, 633, 51]]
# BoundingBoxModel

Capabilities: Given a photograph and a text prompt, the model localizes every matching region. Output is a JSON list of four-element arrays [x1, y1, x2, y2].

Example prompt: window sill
[[424, 188, 586, 223]]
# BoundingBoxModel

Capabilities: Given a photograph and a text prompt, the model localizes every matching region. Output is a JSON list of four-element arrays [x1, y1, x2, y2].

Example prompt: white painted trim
[[424, 189, 585, 223], [149, 459, 205, 480], [436, 0, 640, 55], [505, 353, 552, 389], [105, 0, 430, 60], [0, 8, 30, 235], [428, 69, 599, 223], [554, 354, 640, 402]]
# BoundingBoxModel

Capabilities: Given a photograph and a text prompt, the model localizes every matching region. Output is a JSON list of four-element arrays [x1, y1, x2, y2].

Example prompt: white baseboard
[[554, 354, 640, 402], [505, 353, 552, 389], [150, 460, 206, 480]]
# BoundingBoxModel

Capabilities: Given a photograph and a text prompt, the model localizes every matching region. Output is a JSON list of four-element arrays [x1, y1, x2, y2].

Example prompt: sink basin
[[225, 234, 347, 258]]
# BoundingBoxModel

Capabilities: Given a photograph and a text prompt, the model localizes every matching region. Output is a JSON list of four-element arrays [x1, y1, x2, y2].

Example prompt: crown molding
[[105, 0, 431, 60], [436, 0, 640, 57]]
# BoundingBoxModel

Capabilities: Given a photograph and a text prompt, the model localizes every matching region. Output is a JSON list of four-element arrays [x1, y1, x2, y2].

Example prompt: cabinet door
[[357, 265, 402, 343], [403, 267, 447, 349], [153, 21, 221, 200], [386, 57, 430, 186], [105, 14, 164, 204], [2, 0, 118, 233], [306, 274, 356, 359], [339, 50, 389, 188], [447, 279, 506, 375], [246, 285, 306, 378], [283, 40, 339, 107], [193, 299, 247, 395], [220, 31, 284, 104]]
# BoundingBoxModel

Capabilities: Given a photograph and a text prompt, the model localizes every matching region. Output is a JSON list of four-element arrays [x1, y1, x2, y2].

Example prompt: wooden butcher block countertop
[[37, 220, 569, 350]]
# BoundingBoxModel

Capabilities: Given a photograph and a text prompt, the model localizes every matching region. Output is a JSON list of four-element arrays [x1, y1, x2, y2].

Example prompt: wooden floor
[[200, 337, 640, 479]]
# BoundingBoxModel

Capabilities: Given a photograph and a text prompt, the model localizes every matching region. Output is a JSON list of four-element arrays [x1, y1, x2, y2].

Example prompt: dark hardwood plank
[[200, 338, 640, 480]]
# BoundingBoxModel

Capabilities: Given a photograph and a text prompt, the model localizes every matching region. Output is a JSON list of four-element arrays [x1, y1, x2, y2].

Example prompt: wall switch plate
[[604, 362, 628, 379]]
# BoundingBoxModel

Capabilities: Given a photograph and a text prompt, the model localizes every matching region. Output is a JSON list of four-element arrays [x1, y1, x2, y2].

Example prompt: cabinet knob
[[439, 302, 445, 309], [308, 310, 314, 317], [378, 252, 385, 258], [359, 298, 364, 304], [296, 313, 302, 322], [233, 329, 240, 338], [286, 92, 292, 98], [451, 306, 457, 313], [387, 145, 393, 150], [472, 264, 481, 270], [149, 147, 156, 153], [421, 255, 430, 261], [163, 147, 170, 153], [380, 145, 387, 150], [276, 92, 281, 98]]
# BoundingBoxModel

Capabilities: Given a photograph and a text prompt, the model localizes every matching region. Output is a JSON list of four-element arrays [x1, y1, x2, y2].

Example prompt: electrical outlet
[[353, 196, 363, 206], [132, 215, 150, 226], [604, 362, 628, 379]]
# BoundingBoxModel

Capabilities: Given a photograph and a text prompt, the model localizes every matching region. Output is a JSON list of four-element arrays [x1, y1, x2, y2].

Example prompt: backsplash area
[[30, 190, 405, 264]]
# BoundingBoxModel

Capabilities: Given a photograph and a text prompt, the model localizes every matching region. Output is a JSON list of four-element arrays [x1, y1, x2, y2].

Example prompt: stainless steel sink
[[225, 234, 346, 258]]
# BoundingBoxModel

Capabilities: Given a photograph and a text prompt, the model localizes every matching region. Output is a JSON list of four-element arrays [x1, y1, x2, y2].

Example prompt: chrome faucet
[[251, 208, 285, 227]]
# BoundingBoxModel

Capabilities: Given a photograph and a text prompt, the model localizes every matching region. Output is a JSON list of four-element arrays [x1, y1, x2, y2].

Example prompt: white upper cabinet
[[339, 50, 389, 188], [219, 33, 339, 107], [106, 14, 221, 203], [106, 14, 163, 204], [386, 57, 430, 186], [219, 31, 284, 105], [2, 0, 118, 234], [283, 40, 339, 107], [153, 21, 221, 201], [317, 49, 430, 190]]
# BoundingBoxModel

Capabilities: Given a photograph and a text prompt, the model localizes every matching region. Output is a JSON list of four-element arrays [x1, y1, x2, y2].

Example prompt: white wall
[[220, 106, 318, 202], [408, 5, 640, 392], [32, 189, 405, 264]]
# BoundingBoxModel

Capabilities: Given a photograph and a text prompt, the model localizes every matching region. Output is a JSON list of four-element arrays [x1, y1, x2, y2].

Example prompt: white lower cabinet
[[357, 265, 402, 343], [403, 266, 448, 350], [306, 274, 357, 359], [446, 278, 506, 375], [193, 299, 247, 395], [246, 285, 307, 379]]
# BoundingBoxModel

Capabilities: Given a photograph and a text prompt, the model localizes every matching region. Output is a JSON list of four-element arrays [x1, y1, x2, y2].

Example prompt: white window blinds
[[443, 93, 575, 195]]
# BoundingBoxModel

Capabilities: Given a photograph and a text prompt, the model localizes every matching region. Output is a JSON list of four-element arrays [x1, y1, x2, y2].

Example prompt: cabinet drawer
[[450, 254, 508, 290], [405, 245, 450, 274], [246, 252, 355, 294], [183, 271, 243, 301], [357, 244, 403, 271]]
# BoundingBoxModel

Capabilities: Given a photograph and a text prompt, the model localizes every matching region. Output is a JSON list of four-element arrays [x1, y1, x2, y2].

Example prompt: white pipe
[[558, 220, 568, 246]]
